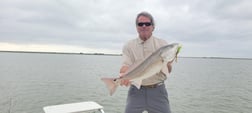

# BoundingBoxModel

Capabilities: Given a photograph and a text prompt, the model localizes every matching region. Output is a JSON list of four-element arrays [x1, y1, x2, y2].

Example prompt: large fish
[[101, 43, 182, 95]]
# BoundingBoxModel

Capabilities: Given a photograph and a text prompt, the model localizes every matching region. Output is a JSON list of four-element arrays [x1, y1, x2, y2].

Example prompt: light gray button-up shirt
[[122, 36, 169, 85]]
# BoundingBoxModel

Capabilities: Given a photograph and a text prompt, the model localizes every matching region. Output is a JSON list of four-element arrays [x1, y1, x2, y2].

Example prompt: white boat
[[43, 101, 105, 113]]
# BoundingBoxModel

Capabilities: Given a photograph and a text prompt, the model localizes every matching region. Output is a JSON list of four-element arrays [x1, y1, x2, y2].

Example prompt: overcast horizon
[[1, 0, 251, 58]]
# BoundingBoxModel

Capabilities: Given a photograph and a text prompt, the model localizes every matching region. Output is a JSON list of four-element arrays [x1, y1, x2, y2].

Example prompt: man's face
[[136, 16, 154, 41]]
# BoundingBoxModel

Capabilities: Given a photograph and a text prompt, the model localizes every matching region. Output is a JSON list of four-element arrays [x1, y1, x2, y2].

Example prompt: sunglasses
[[137, 22, 152, 27]]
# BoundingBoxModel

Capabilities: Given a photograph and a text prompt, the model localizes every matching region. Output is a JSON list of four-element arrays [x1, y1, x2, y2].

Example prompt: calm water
[[0, 52, 251, 113]]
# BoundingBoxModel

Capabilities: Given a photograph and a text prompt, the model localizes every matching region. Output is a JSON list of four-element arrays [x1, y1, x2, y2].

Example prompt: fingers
[[119, 73, 124, 77], [169, 58, 175, 64], [120, 79, 130, 87], [125, 80, 130, 86], [119, 72, 130, 87]]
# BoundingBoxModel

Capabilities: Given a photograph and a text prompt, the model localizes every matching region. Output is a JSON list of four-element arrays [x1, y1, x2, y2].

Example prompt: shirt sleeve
[[122, 44, 132, 66]]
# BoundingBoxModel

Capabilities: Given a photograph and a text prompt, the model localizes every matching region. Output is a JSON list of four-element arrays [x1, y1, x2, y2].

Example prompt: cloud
[[0, 0, 251, 58]]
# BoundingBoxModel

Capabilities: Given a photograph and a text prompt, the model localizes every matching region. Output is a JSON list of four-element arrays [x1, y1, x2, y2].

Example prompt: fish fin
[[131, 79, 142, 89], [101, 78, 118, 96]]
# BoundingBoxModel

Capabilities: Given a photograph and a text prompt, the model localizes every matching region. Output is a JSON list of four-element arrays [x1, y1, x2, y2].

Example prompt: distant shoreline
[[0, 50, 251, 60], [180, 56, 252, 60], [0, 50, 121, 56]]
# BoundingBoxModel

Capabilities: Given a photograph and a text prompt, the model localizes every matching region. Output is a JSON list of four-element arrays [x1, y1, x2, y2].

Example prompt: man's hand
[[120, 80, 130, 86], [119, 66, 131, 86], [119, 73, 131, 86], [167, 60, 174, 73]]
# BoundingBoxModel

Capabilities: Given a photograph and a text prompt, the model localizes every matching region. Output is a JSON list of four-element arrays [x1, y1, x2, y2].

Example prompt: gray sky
[[0, 0, 251, 58]]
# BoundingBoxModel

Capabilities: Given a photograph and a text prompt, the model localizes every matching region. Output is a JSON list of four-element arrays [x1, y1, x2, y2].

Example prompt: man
[[120, 11, 172, 113]]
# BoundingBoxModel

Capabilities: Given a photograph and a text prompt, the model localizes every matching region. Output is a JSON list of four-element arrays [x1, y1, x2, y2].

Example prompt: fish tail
[[101, 78, 118, 96]]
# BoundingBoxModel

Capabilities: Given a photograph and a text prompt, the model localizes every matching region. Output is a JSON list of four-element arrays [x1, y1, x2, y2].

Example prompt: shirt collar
[[137, 36, 153, 44]]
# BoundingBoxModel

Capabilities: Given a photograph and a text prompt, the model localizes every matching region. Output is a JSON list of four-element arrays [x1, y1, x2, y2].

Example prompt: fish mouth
[[176, 45, 182, 55], [175, 45, 182, 62]]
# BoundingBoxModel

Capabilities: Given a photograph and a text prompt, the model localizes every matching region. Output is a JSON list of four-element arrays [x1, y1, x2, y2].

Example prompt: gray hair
[[135, 11, 155, 27]]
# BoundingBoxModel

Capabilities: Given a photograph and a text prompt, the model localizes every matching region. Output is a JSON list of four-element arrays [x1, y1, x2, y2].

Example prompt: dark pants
[[124, 84, 171, 113]]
